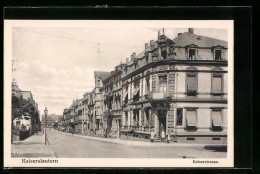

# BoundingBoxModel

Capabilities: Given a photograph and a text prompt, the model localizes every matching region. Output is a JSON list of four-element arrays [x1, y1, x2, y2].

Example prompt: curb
[[53, 130, 226, 147]]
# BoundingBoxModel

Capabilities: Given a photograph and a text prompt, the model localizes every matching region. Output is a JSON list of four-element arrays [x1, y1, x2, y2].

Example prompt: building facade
[[120, 28, 228, 144]]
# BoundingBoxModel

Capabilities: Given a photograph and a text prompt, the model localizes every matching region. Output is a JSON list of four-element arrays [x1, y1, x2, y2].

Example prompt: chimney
[[188, 28, 194, 34], [145, 43, 149, 49], [131, 54, 134, 61], [126, 58, 129, 63], [150, 40, 154, 46], [154, 41, 158, 48], [133, 52, 136, 59], [178, 33, 182, 37], [158, 30, 161, 38], [150, 40, 155, 49]]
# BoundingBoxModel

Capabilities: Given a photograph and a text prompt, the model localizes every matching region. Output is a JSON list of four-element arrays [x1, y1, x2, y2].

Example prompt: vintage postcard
[[4, 20, 234, 167]]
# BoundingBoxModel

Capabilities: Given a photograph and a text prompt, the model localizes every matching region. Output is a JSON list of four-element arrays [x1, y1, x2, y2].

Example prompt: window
[[177, 108, 183, 126], [96, 107, 101, 115], [97, 80, 100, 87], [161, 50, 167, 59], [145, 109, 150, 127], [215, 50, 222, 60], [125, 112, 128, 126], [186, 109, 197, 131], [211, 110, 223, 131], [188, 49, 196, 60], [186, 74, 198, 96], [159, 75, 167, 93], [212, 75, 223, 94]]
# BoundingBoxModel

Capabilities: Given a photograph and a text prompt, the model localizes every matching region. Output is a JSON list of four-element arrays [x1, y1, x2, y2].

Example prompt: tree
[[53, 122, 58, 129], [11, 95, 40, 143]]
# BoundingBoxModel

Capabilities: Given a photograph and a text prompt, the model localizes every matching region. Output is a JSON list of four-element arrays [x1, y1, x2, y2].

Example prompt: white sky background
[[12, 24, 227, 115]]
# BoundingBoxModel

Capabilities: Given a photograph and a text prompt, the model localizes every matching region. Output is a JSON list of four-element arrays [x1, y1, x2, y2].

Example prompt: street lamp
[[44, 107, 48, 145]]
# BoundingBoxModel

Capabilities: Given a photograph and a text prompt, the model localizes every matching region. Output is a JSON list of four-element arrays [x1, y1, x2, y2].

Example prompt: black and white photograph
[[4, 20, 234, 167]]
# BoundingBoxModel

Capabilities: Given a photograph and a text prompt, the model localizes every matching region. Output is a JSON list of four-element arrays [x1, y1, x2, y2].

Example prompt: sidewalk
[[56, 130, 227, 147], [11, 132, 56, 158]]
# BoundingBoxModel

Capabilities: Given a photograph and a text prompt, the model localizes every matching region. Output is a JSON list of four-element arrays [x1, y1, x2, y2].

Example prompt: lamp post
[[44, 107, 48, 145]]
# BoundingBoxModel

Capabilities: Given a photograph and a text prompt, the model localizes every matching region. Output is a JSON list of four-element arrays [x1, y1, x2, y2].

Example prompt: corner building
[[120, 28, 228, 144]]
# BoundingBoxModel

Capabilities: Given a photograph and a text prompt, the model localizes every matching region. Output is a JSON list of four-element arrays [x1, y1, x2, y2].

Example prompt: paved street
[[46, 129, 226, 158]]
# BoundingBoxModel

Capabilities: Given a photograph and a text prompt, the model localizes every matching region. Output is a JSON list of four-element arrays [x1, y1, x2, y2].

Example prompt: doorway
[[157, 109, 167, 137]]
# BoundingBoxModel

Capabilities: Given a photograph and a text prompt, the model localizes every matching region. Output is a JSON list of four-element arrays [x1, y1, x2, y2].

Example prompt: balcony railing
[[145, 91, 170, 100], [121, 125, 153, 132]]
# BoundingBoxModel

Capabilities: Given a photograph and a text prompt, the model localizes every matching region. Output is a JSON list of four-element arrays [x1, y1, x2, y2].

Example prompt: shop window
[[186, 74, 198, 96], [188, 49, 196, 60], [211, 110, 223, 132], [159, 75, 167, 93], [212, 75, 223, 94], [186, 109, 197, 131], [177, 108, 183, 126], [215, 50, 222, 60]]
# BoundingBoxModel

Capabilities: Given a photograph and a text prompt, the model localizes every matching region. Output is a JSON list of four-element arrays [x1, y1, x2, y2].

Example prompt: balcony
[[145, 91, 171, 100]]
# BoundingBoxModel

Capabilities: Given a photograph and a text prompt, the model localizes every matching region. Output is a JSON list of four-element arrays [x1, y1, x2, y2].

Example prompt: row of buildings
[[60, 28, 228, 144]]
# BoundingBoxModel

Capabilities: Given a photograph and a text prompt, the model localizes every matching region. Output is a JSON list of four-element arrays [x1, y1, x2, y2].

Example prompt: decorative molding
[[157, 65, 168, 71], [211, 66, 223, 71], [169, 102, 176, 109], [212, 45, 226, 50], [169, 65, 175, 70]]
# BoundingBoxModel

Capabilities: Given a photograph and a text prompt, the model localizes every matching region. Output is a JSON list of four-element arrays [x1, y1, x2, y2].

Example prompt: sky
[[12, 24, 227, 115]]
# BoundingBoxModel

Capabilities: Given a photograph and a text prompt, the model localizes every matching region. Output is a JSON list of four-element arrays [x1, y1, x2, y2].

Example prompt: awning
[[133, 88, 140, 96], [186, 110, 197, 126], [212, 111, 222, 126], [143, 103, 152, 108]]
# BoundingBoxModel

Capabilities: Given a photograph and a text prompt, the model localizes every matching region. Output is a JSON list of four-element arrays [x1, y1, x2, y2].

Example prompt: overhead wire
[[13, 27, 145, 49]]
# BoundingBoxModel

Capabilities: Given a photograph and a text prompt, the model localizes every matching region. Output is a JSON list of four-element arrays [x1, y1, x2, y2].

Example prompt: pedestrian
[[150, 128, 155, 143], [160, 124, 165, 141], [166, 134, 170, 143]]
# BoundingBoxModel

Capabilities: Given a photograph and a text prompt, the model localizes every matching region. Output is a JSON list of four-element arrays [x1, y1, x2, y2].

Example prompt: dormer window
[[188, 49, 196, 60], [212, 45, 225, 61], [215, 50, 222, 60], [161, 47, 167, 59]]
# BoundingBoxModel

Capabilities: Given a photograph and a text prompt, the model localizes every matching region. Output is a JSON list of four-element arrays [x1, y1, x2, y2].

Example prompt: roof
[[127, 46, 152, 65], [172, 32, 228, 48], [94, 71, 111, 81]]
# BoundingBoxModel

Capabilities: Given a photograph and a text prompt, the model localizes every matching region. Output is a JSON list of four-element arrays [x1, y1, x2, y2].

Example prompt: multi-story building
[[82, 92, 91, 134], [102, 63, 125, 138], [120, 28, 228, 144], [60, 28, 228, 144], [93, 71, 111, 135]]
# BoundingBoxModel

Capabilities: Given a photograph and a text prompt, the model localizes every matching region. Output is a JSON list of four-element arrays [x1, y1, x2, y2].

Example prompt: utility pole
[[44, 107, 48, 145]]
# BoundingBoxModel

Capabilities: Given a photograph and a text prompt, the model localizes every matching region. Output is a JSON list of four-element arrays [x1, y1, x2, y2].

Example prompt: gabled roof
[[172, 32, 228, 48], [94, 71, 111, 81]]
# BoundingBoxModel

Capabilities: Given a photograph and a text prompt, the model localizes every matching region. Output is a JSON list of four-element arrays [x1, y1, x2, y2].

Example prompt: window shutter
[[186, 110, 197, 126], [212, 110, 222, 126], [168, 73, 175, 95], [187, 76, 197, 91], [212, 76, 222, 93], [167, 110, 175, 134], [152, 74, 156, 91]]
